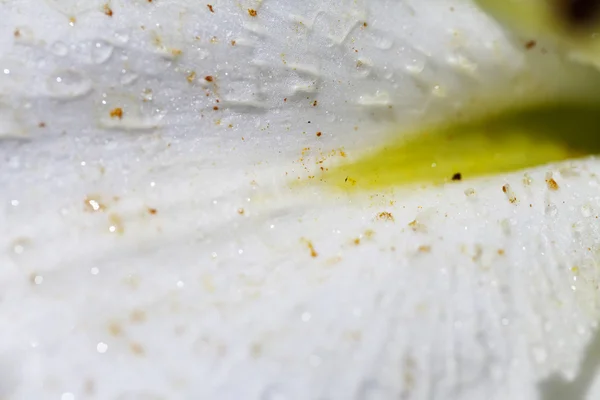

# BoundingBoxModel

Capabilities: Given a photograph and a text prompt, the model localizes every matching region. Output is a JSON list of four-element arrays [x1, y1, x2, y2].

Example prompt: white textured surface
[[2, 0, 600, 399]]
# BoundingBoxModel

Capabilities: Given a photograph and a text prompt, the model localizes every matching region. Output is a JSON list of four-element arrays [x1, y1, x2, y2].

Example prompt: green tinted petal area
[[320, 102, 600, 190], [474, 0, 554, 35]]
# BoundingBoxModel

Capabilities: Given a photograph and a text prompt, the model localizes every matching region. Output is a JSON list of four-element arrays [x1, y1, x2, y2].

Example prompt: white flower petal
[[1, 0, 600, 399]]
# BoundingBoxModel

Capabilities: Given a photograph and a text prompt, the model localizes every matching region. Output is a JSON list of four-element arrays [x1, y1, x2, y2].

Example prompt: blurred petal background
[[2, 0, 600, 399]]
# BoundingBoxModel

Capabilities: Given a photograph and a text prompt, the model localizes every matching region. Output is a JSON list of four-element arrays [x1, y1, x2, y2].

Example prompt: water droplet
[[366, 28, 394, 50], [371, 34, 393, 50], [572, 221, 585, 233], [47, 69, 92, 99], [45, 0, 101, 15], [120, 70, 139, 85], [308, 354, 322, 367], [51, 41, 69, 56], [357, 380, 389, 400], [113, 31, 130, 44], [96, 342, 108, 353], [545, 204, 558, 217], [0, 59, 27, 94], [301, 312, 312, 322], [464, 188, 476, 197], [431, 85, 446, 97], [405, 58, 424, 74], [354, 58, 372, 78], [91, 40, 114, 64], [61, 393, 75, 400], [10, 237, 30, 256], [261, 385, 289, 400], [129, 54, 172, 76], [140, 88, 153, 102], [7, 156, 20, 169], [581, 204, 592, 217], [447, 54, 478, 77], [0, 102, 25, 138]]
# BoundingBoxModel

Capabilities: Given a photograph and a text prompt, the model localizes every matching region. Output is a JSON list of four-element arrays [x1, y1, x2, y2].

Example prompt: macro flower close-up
[[3, 0, 600, 399]]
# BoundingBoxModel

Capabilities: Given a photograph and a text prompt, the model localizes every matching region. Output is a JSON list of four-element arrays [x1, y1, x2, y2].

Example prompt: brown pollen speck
[[307, 242, 318, 257], [130, 309, 146, 323], [205, 75, 214, 82], [84, 380, 96, 395], [502, 184, 517, 203], [130, 342, 145, 356], [316, 131, 322, 137], [248, 8, 257, 17], [108, 322, 122, 337], [451, 172, 462, 181], [207, 4, 214, 12], [110, 108, 123, 119], [147, 208, 157, 215], [418, 245, 431, 253], [525, 40, 536, 49], [250, 342, 262, 358], [546, 177, 559, 190], [103, 4, 113, 16], [301, 238, 318, 257], [377, 211, 394, 222]]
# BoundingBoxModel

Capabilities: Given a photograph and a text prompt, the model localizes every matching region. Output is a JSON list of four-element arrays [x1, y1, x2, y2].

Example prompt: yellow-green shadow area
[[320, 101, 600, 191]]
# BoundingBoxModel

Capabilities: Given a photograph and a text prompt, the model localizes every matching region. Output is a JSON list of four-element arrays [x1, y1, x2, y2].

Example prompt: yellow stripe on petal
[[320, 102, 600, 190]]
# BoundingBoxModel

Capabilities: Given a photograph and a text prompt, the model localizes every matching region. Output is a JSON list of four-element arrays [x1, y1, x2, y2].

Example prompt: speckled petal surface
[[2, 1, 600, 399]]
